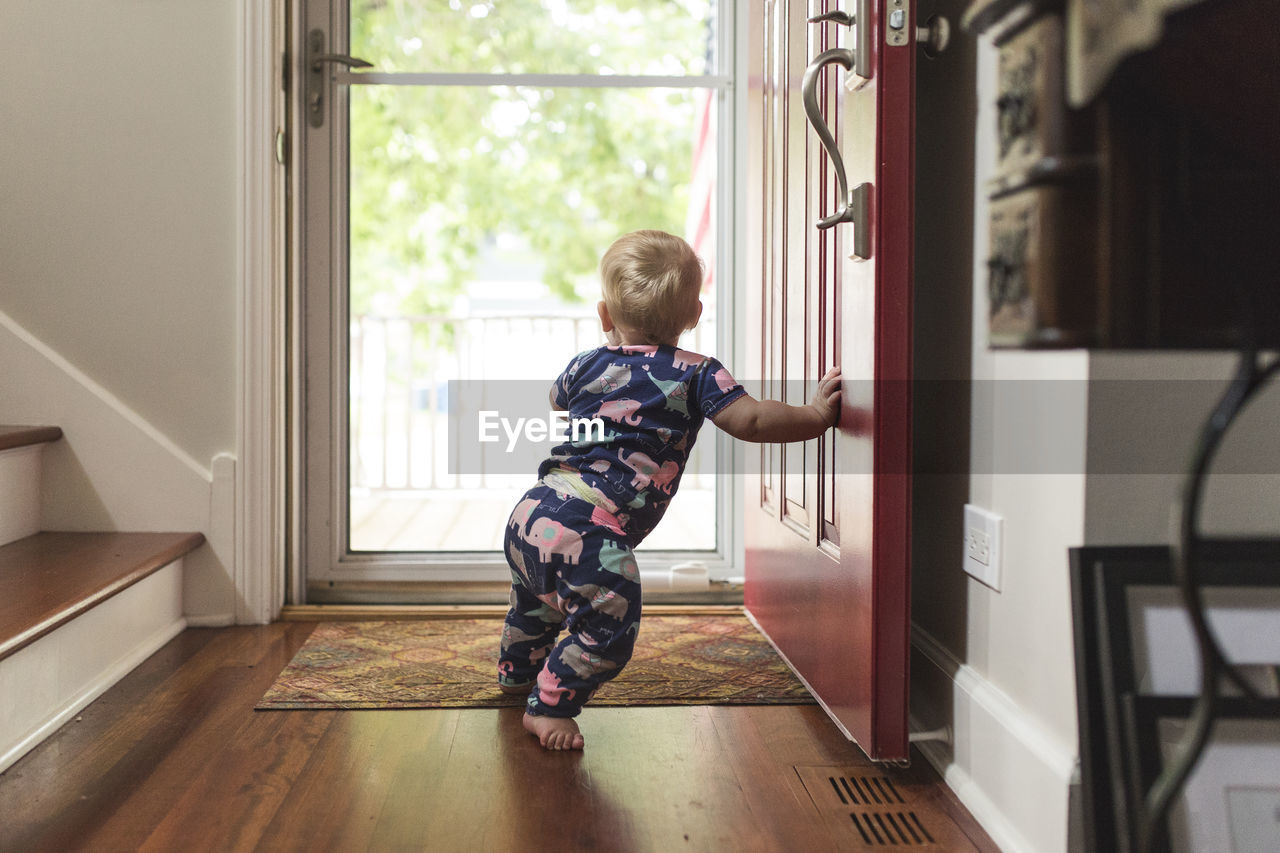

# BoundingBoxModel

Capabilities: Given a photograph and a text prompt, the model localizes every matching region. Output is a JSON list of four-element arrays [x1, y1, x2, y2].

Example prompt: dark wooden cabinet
[[969, 0, 1280, 349]]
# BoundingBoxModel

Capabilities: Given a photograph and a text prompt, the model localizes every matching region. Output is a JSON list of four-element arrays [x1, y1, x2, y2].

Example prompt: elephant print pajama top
[[501, 344, 746, 718]]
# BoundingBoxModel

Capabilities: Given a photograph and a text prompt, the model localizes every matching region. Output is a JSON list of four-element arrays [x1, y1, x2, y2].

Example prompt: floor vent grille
[[849, 810, 936, 846], [830, 774, 907, 806], [795, 766, 976, 850]]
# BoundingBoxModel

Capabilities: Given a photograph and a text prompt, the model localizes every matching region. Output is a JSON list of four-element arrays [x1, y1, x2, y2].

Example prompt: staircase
[[0, 425, 203, 773]]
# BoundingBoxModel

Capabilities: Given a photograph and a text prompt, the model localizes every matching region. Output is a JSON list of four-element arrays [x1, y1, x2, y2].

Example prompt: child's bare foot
[[522, 712, 584, 750]]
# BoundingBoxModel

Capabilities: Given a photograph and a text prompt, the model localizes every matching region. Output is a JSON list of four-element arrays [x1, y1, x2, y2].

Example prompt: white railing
[[350, 312, 717, 492]]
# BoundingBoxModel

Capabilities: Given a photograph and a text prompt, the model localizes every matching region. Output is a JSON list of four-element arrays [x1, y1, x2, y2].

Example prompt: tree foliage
[[349, 0, 714, 318]]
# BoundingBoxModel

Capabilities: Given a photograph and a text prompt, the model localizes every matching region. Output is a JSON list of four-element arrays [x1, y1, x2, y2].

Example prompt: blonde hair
[[599, 230, 704, 344]]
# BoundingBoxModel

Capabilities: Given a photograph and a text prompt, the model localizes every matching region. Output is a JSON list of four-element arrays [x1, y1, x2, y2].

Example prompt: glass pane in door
[[347, 83, 720, 552], [352, 0, 717, 75]]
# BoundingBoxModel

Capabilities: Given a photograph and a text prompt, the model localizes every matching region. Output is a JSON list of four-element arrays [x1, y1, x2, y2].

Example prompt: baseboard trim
[[0, 614, 186, 774], [185, 613, 236, 628], [911, 622, 1077, 853], [910, 713, 1038, 853]]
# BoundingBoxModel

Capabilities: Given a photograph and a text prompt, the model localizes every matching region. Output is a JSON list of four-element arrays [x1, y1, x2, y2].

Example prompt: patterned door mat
[[256, 615, 816, 709]]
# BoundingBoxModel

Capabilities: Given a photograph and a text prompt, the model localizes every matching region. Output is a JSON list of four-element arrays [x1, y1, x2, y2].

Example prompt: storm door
[[294, 0, 737, 600]]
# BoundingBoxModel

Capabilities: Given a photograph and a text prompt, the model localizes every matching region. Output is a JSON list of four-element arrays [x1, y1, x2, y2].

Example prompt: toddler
[[500, 230, 842, 750]]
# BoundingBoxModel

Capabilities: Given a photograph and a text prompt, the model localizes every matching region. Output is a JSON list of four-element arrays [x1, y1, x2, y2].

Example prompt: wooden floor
[[0, 623, 997, 852]]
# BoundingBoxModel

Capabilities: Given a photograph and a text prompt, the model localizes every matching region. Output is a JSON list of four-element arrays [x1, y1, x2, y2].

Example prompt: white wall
[[910, 15, 1280, 851], [910, 9, 1084, 850], [0, 2, 241, 622], [1086, 351, 1280, 544], [0, 310, 236, 622], [0, 1, 238, 467]]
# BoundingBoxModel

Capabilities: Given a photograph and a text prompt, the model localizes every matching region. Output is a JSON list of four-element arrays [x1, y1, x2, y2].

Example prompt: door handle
[[916, 15, 951, 58], [801, 47, 872, 258], [306, 28, 373, 128]]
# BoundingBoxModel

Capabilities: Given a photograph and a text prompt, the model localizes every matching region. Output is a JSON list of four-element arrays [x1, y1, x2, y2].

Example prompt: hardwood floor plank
[[136, 709, 338, 853], [0, 623, 1000, 852], [0, 625, 314, 851], [712, 706, 989, 852], [260, 709, 466, 851], [410, 710, 525, 850], [708, 706, 856, 851], [714, 704, 864, 766], [82, 628, 318, 850]]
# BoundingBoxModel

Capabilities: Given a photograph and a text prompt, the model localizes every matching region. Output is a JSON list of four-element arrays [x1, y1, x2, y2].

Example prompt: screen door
[[295, 0, 737, 600]]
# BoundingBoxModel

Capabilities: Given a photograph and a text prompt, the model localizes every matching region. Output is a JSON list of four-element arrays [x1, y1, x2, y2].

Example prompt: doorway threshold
[[300, 579, 745, 608], [280, 602, 745, 621]]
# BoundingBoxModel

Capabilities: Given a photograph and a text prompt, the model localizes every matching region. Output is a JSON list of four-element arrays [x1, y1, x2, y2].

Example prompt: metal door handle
[[802, 47, 854, 221], [916, 15, 951, 58], [311, 54, 373, 72], [801, 48, 872, 258], [306, 28, 373, 128], [809, 10, 855, 27]]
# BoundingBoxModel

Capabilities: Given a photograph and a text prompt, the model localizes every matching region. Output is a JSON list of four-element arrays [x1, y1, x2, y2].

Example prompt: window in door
[[297, 0, 737, 594]]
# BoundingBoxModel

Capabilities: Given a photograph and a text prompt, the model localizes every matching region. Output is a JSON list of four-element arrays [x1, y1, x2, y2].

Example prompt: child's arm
[[711, 367, 842, 443]]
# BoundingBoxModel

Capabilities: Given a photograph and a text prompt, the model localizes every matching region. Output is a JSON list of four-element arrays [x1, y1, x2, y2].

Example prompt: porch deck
[[351, 486, 717, 553]]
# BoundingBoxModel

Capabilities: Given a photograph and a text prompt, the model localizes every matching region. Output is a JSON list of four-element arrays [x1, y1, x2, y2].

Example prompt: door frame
[[287, 0, 750, 603], [235, 0, 288, 624]]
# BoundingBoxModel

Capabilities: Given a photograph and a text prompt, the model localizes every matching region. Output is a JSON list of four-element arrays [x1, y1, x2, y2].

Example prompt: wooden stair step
[[0, 531, 205, 661], [0, 426, 63, 453]]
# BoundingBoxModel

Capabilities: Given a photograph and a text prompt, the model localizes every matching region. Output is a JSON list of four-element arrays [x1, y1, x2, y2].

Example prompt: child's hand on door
[[809, 366, 843, 428]]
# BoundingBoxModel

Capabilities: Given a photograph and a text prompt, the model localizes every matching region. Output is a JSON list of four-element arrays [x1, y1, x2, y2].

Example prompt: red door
[[744, 0, 914, 763]]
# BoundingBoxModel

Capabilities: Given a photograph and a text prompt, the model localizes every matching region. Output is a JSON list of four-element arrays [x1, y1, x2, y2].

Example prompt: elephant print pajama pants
[[500, 484, 641, 718]]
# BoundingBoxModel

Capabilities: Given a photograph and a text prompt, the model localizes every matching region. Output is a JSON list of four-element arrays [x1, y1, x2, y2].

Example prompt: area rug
[[256, 615, 815, 709]]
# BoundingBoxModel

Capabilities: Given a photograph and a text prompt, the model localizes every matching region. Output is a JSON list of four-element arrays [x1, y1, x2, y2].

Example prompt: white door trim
[[236, 0, 287, 624]]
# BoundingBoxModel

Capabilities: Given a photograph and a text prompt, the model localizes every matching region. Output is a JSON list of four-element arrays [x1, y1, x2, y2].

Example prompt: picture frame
[[1124, 695, 1280, 853], [1069, 539, 1280, 853]]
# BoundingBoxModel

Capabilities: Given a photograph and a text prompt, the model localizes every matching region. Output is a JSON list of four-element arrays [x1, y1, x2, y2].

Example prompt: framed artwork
[[1069, 540, 1280, 853], [1126, 695, 1280, 853]]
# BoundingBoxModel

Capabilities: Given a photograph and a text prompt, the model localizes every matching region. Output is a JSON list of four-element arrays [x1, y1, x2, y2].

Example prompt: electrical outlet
[[967, 527, 991, 565], [963, 504, 1002, 591]]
